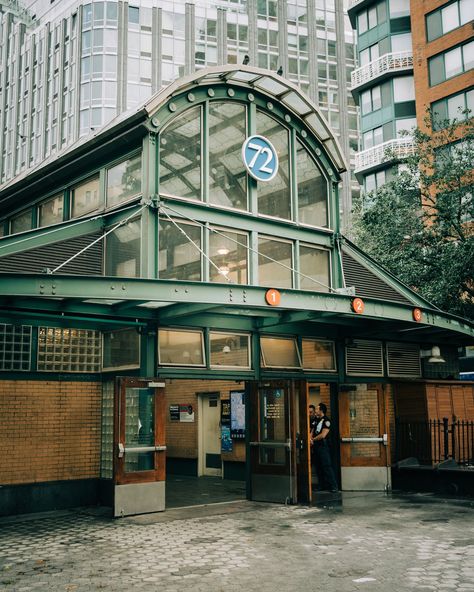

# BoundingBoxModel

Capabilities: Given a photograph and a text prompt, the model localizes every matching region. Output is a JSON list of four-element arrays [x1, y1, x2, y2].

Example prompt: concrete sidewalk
[[0, 492, 473, 592]]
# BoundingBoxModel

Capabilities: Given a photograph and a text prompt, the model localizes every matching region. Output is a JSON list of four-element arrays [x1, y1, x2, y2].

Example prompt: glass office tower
[[0, 0, 358, 228]]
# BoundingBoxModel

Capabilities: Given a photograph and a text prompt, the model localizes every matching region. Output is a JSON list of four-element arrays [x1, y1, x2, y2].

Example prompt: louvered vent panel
[[342, 250, 412, 305], [387, 342, 421, 378], [346, 339, 384, 376], [0, 232, 103, 276]]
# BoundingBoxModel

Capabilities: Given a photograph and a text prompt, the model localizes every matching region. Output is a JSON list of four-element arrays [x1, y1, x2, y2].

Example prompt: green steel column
[[141, 132, 158, 278]]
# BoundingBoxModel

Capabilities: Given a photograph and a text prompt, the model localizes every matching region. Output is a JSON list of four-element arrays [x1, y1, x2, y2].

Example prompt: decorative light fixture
[[420, 345, 446, 363], [222, 345, 231, 354], [218, 266, 230, 276], [217, 247, 230, 255]]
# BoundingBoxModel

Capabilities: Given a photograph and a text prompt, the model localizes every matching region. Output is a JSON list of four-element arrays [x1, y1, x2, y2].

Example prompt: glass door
[[114, 378, 166, 516], [249, 381, 296, 503]]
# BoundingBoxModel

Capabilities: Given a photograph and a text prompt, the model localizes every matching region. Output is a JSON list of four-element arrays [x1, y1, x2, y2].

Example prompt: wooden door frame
[[114, 377, 166, 485]]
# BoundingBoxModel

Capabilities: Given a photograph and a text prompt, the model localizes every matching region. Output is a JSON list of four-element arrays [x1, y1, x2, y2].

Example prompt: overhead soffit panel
[[144, 65, 347, 174]]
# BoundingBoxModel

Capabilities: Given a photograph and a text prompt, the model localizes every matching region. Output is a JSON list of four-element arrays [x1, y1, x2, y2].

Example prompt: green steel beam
[[1, 273, 473, 342], [158, 302, 221, 321], [0, 216, 105, 258]]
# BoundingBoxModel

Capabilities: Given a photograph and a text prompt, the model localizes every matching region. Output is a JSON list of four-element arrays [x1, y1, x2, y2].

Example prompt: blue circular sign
[[242, 135, 279, 182]]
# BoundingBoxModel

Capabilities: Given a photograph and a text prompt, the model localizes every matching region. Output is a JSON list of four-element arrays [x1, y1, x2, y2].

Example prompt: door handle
[[341, 435, 388, 445], [117, 444, 167, 457]]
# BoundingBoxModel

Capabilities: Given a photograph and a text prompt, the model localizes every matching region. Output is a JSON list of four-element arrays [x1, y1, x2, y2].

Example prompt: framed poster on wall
[[230, 390, 246, 439]]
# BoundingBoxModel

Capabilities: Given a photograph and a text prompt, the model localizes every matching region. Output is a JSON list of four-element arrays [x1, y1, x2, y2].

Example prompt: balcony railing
[[351, 51, 413, 91], [354, 137, 415, 173]]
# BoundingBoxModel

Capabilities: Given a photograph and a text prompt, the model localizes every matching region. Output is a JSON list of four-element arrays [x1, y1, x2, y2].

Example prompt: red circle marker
[[265, 288, 281, 306], [413, 308, 422, 322], [351, 297, 365, 314]]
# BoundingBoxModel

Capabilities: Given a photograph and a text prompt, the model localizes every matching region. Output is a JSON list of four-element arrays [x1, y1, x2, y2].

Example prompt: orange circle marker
[[265, 288, 281, 306], [351, 297, 365, 314], [413, 308, 422, 322]]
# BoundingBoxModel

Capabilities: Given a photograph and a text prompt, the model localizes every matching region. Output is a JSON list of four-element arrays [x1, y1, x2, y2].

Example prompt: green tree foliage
[[351, 116, 474, 320]]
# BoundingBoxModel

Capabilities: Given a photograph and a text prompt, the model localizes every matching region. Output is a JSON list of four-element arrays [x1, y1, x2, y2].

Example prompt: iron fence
[[395, 418, 474, 466]]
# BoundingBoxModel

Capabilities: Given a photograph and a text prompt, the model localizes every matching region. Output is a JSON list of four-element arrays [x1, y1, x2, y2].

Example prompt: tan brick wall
[[164, 379, 246, 462], [411, 0, 474, 131], [0, 380, 102, 485]]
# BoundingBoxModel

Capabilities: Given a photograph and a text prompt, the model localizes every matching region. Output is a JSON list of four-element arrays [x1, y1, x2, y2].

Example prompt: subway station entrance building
[[0, 66, 473, 517]]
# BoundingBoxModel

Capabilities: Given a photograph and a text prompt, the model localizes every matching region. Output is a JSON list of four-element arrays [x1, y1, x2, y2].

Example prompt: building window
[[158, 328, 205, 366], [361, 86, 382, 115], [260, 336, 302, 369], [364, 170, 386, 194], [389, 0, 410, 19], [426, 0, 473, 42], [363, 126, 384, 149], [360, 43, 379, 67], [299, 245, 330, 292], [10, 210, 32, 234], [209, 227, 248, 284], [395, 118, 416, 136], [71, 176, 100, 218], [258, 237, 293, 288], [159, 106, 201, 201], [102, 328, 140, 370], [391, 33, 412, 53], [37, 327, 101, 372], [0, 324, 32, 371], [393, 76, 415, 102], [302, 339, 336, 371], [106, 153, 142, 208], [208, 102, 247, 211], [256, 110, 291, 220], [209, 332, 251, 369], [158, 218, 202, 281], [431, 88, 474, 130], [358, 5, 378, 34], [296, 140, 328, 228], [38, 194, 64, 227], [104, 217, 141, 277], [429, 41, 474, 86]]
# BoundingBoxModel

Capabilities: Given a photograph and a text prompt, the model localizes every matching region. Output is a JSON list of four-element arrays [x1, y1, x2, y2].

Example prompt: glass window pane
[[363, 130, 373, 149], [256, 111, 291, 220], [432, 98, 448, 130], [10, 210, 32, 234], [39, 195, 64, 227], [358, 11, 368, 34], [372, 86, 382, 110], [463, 41, 474, 72], [105, 217, 141, 277], [373, 126, 384, 145], [103, 328, 140, 369], [448, 93, 467, 120], [159, 107, 201, 200], [209, 102, 247, 210], [389, 0, 410, 18], [260, 336, 301, 368], [302, 339, 336, 370], [460, 0, 474, 25], [368, 6, 377, 29], [158, 329, 204, 366], [429, 54, 445, 85], [441, 3, 459, 33], [426, 11, 442, 41], [107, 153, 142, 207], [466, 89, 474, 115], [393, 76, 415, 102], [124, 387, 154, 472], [158, 219, 201, 281], [360, 48, 370, 66], [258, 237, 292, 288], [209, 332, 250, 368], [296, 140, 327, 228], [72, 177, 100, 217], [209, 228, 248, 284], [391, 33, 412, 53], [444, 47, 463, 79], [361, 90, 371, 114], [258, 387, 287, 465], [299, 245, 330, 292]]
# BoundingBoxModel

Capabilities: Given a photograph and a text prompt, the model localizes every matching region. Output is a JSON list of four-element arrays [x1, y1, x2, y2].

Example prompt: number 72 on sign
[[242, 135, 279, 182]]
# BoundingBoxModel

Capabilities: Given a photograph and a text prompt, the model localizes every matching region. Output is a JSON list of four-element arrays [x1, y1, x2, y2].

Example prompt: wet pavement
[[0, 491, 473, 592]]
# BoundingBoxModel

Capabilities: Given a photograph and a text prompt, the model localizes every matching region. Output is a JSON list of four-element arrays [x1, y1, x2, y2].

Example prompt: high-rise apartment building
[[0, 0, 359, 227], [348, 0, 473, 197]]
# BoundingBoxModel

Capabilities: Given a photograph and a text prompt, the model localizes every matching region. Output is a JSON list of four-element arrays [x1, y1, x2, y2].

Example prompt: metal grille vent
[[342, 250, 412, 305], [387, 342, 421, 378], [0, 232, 103, 275], [346, 339, 384, 376]]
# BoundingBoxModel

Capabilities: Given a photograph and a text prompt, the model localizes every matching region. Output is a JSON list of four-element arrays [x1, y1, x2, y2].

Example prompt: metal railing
[[354, 137, 415, 173], [395, 418, 474, 466], [351, 51, 413, 90]]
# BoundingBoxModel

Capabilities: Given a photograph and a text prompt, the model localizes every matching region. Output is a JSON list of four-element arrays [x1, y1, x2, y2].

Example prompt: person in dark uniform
[[312, 403, 338, 492], [309, 404, 318, 469]]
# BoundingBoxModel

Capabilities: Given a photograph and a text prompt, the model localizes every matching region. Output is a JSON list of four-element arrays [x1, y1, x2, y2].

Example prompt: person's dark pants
[[314, 442, 338, 491]]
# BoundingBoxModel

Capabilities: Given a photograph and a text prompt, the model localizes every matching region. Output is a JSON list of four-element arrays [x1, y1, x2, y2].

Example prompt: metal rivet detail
[[316, 148, 321, 156], [169, 102, 177, 112], [187, 93, 195, 102], [228, 88, 235, 97], [301, 130, 307, 138], [208, 88, 215, 97], [248, 93, 254, 101], [284, 114, 291, 122], [267, 102, 273, 110], [151, 117, 160, 127]]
